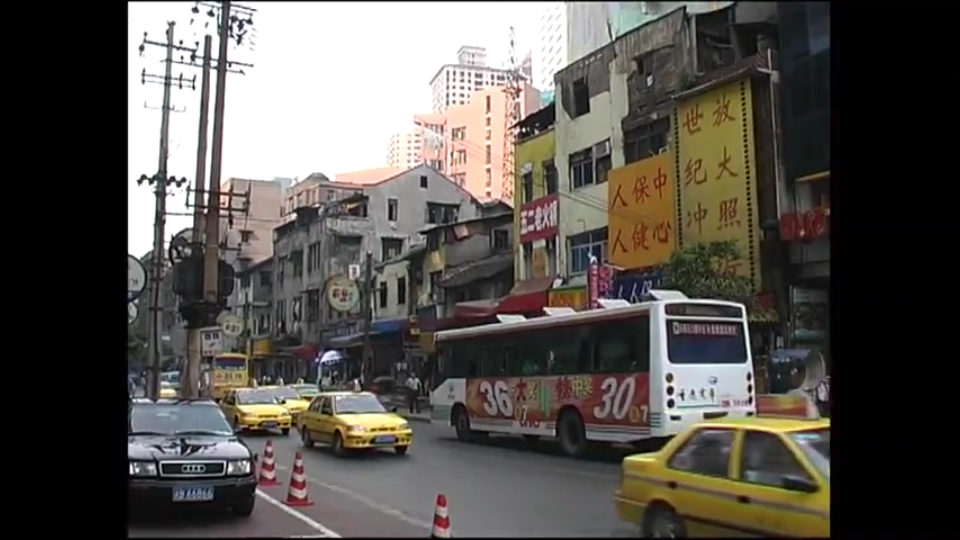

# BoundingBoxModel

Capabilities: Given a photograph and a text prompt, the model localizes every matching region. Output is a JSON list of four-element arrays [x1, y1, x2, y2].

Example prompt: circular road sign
[[128, 302, 139, 325], [220, 315, 244, 338], [128, 254, 147, 301]]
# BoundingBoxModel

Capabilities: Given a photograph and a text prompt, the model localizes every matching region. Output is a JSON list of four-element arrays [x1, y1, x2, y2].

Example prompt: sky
[[128, 1, 540, 257]]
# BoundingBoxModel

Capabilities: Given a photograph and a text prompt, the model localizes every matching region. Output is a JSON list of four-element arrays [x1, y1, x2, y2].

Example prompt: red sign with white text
[[464, 373, 650, 428], [519, 194, 559, 244]]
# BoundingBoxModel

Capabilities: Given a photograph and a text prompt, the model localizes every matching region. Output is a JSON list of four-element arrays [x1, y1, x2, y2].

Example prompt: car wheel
[[557, 409, 587, 458], [281, 428, 291, 436], [643, 504, 687, 538], [301, 427, 315, 448], [394, 445, 409, 456], [230, 495, 256, 517], [332, 431, 347, 457]]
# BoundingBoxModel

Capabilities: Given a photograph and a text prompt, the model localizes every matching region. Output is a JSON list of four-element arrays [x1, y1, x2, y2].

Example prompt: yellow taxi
[[219, 387, 293, 435], [614, 418, 829, 538], [297, 391, 412, 456], [259, 386, 311, 425], [159, 381, 178, 399]]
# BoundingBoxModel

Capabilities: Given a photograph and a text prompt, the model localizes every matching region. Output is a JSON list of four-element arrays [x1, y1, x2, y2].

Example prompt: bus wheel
[[453, 406, 474, 441], [557, 408, 587, 458]]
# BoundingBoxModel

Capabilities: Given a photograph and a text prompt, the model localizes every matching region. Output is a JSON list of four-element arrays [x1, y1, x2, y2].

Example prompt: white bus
[[428, 292, 757, 457]]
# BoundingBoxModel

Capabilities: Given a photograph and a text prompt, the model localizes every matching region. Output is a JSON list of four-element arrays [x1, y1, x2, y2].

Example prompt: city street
[[128, 489, 337, 538], [243, 420, 640, 537]]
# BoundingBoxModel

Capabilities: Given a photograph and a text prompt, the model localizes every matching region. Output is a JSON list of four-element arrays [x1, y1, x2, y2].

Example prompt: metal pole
[[184, 34, 214, 399], [361, 250, 373, 387], [146, 20, 176, 401]]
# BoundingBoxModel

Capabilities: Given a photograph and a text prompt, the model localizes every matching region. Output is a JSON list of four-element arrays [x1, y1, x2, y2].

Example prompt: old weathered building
[[269, 164, 480, 379]]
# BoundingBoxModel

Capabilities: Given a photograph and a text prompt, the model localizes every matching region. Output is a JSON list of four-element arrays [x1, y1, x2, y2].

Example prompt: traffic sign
[[200, 327, 224, 357], [128, 302, 139, 325], [219, 315, 244, 338], [128, 254, 147, 301]]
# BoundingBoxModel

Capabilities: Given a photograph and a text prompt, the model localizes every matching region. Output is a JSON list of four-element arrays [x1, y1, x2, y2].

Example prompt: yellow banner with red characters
[[674, 79, 761, 288], [607, 153, 677, 270]]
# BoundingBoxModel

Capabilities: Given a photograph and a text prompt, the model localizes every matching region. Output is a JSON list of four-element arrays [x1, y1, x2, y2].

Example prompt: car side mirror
[[781, 475, 818, 493], [279, 398, 287, 405]]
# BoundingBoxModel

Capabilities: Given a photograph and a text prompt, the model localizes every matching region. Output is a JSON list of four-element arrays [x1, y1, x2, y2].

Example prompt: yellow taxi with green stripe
[[614, 417, 829, 537]]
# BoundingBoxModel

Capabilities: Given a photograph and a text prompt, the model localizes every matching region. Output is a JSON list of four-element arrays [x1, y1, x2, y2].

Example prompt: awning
[[439, 253, 514, 288], [497, 276, 555, 315], [326, 331, 387, 348], [454, 299, 499, 318], [280, 344, 319, 361], [371, 317, 406, 333]]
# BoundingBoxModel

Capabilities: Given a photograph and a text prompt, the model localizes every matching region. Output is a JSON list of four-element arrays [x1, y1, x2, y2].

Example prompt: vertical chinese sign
[[607, 153, 677, 270], [673, 79, 761, 288]]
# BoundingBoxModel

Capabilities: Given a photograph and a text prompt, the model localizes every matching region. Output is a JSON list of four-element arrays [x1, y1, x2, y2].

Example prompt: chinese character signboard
[[674, 79, 760, 287], [607, 153, 677, 270], [519, 194, 559, 244], [604, 270, 663, 303], [548, 285, 587, 310]]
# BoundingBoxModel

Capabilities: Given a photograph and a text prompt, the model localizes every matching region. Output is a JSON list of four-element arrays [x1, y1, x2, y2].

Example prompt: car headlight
[[347, 425, 366, 432], [227, 459, 251, 476], [240, 411, 255, 418], [398, 423, 410, 431], [129, 461, 158, 477]]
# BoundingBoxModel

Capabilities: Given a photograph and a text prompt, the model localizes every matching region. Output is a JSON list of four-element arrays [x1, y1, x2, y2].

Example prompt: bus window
[[666, 320, 748, 364], [546, 327, 581, 375], [575, 328, 594, 372], [594, 319, 637, 373], [634, 316, 651, 373]]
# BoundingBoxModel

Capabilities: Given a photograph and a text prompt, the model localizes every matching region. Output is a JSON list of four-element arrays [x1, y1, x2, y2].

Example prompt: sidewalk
[[379, 393, 432, 423]]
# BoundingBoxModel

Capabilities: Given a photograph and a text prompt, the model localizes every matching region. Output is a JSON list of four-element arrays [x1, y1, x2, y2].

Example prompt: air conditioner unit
[[594, 140, 611, 157], [348, 264, 361, 280]]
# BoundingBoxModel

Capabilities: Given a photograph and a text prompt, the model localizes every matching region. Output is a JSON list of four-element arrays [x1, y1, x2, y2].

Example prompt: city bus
[[428, 292, 756, 457], [211, 353, 250, 401]]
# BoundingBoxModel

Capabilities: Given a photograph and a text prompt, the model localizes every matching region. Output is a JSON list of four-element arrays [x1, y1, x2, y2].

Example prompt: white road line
[[273, 463, 433, 531], [255, 488, 342, 538]]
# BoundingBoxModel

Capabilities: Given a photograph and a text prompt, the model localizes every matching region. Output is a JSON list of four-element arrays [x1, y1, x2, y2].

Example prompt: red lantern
[[804, 208, 827, 239], [779, 212, 799, 241]]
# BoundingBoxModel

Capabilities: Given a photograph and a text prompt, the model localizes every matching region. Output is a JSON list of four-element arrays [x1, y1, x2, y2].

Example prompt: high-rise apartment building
[[534, 2, 568, 102], [386, 131, 423, 170], [385, 114, 446, 171], [429, 46, 515, 113]]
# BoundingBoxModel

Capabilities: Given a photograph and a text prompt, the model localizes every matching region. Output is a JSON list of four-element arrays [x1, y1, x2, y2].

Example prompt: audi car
[[128, 398, 258, 516]]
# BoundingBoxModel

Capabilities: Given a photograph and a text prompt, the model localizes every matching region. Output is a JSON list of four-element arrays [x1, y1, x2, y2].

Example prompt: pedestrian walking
[[405, 372, 422, 414]]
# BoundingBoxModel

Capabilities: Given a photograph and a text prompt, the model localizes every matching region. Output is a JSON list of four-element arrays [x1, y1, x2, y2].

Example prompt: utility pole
[[361, 250, 374, 387], [184, 33, 214, 399], [145, 21, 177, 401]]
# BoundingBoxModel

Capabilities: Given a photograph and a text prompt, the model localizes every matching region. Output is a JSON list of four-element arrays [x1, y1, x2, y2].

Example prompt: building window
[[259, 271, 271, 287], [485, 129, 491, 141], [543, 159, 558, 194], [485, 116, 491, 127], [335, 235, 362, 263], [451, 127, 466, 140], [485, 144, 492, 164], [572, 76, 590, 117], [345, 200, 368, 218], [239, 230, 253, 243], [378, 281, 388, 309], [545, 237, 557, 276], [453, 173, 466, 186], [568, 228, 608, 275], [307, 289, 320, 322], [427, 203, 459, 224], [485, 95, 492, 114], [485, 169, 492, 188], [291, 250, 304, 277], [307, 242, 321, 273], [420, 175, 428, 189], [387, 198, 398, 222], [624, 118, 670, 164], [521, 171, 534, 203], [570, 140, 611, 189], [492, 229, 509, 251], [397, 276, 407, 305], [453, 149, 468, 165], [427, 232, 440, 252], [381, 237, 404, 261], [522, 243, 534, 279]]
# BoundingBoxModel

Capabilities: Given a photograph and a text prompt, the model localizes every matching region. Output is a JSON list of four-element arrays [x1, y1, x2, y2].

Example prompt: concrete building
[[269, 164, 480, 379], [513, 103, 559, 282], [444, 85, 541, 201], [386, 113, 447, 171], [429, 46, 517, 113], [534, 2, 568, 102]]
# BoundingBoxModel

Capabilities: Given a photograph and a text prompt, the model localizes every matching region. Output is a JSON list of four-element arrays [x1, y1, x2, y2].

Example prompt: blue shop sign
[[604, 271, 663, 304]]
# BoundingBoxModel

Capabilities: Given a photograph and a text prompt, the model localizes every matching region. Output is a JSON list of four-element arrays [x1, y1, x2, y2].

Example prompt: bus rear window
[[666, 320, 748, 364]]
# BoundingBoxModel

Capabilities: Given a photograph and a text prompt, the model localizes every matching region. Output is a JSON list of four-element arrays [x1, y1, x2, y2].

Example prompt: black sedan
[[128, 398, 258, 516]]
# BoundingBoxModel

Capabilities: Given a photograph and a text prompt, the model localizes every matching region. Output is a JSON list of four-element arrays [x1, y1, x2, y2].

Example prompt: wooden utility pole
[[361, 250, 374, 387]]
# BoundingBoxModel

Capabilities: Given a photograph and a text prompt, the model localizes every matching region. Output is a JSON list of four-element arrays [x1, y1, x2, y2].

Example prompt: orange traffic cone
[[431, 494, 451, 538], [258, 440, 280, 486], [284, 452, 313, 507]]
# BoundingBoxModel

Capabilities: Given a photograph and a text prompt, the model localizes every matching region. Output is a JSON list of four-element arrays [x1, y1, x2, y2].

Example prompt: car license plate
[[172, 486, 214, 502], [262, 421, 277, 429], [374, 435, 396, 444]]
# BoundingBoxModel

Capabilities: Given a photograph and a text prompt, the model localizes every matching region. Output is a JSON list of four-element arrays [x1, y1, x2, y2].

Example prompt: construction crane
[[501, 26, 523, 202]]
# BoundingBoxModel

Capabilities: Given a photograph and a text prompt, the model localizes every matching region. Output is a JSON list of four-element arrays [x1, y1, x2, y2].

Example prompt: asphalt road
[[127, 488, 335, 538], [245, 421, 641, 537]]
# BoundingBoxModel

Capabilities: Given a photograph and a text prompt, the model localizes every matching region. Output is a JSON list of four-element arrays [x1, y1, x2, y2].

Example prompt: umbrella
[[317, 350, 344, 365]]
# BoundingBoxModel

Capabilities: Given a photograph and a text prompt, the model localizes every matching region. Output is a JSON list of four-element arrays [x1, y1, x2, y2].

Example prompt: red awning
[[281, 344, 319, 361], [497, 276, 554, 315], [454, 299, 499, 318]]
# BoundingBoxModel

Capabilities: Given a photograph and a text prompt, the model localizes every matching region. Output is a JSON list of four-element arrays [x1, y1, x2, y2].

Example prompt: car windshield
[[237, 390, 280, 405], [335, 394, 387, 414], [790, 428, 830, 481], [129, 404, 233, 436], [292, 385, 319, 398], [272, 387, 301, 399]]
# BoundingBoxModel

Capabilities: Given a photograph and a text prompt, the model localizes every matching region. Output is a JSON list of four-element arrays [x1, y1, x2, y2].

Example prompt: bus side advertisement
[[462, 373, 650, 430]]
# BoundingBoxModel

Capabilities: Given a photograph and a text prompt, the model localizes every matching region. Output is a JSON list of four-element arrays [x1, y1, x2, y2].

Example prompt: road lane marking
[[273, 463, 433, 531], [256, 488, 342, 538]]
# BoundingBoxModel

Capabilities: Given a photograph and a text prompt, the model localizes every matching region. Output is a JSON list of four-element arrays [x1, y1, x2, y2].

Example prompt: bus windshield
[[215, 356, 246, 370], [666, 319, 748, 364]]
